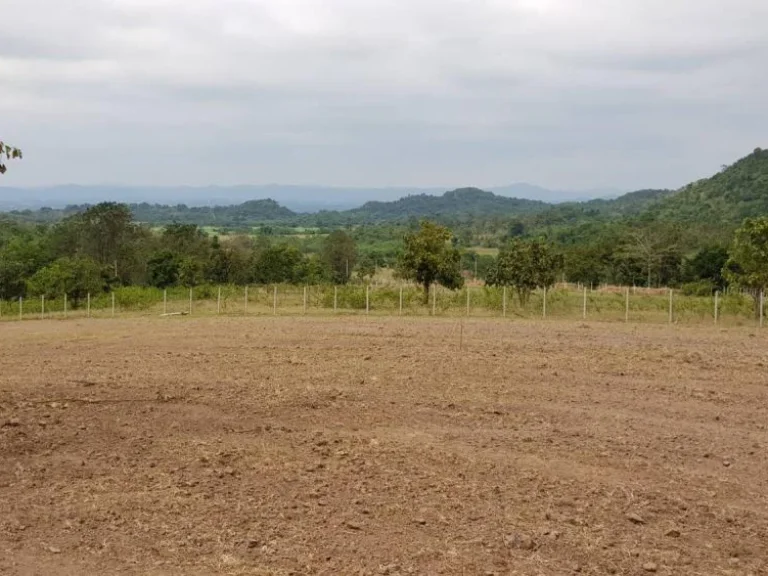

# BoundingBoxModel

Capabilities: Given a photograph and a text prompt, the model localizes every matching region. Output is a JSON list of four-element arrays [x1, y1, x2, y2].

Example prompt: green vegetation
[[0, 141, 22, 175], [397, 221, 463, 301], [1, 147, 768, 310], [349, 188, 546, 223], [486, 239, 561, 304], [724, 217, 768, 316]]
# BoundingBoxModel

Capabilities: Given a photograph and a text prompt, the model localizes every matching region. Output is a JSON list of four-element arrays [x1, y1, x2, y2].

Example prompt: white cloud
[[0, 0, 766, 189]]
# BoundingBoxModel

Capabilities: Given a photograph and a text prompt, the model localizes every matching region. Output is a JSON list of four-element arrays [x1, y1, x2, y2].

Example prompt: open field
[[2, 317, 768, 575]]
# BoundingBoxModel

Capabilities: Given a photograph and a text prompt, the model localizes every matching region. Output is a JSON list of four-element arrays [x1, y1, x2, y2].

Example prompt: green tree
[[724, 217, 768, 317], [563, 246, 605, 287], [506, 220, 526, 239], [253, 245, 303, 284], [26, 256, 104, 307], [147, 251, 180, 288], [178, 257, 203, 287], [322, 230, 358, 284], [205, 236, 249, 285], [296, 255, 329, 285], [397, 220, 464, 302], [51, 203, 140, 283], [623, 226, 681, 288], [685, 246, 729, 289], [0, 260, 27, 300], [0, 142, 22, 174], [486, 239, 561, 304], [355, 255, 377, 283]]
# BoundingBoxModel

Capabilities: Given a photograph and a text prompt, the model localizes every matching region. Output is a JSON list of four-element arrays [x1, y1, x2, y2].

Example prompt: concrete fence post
[[502, 287, 507, 318], [714, 290, 719, 325], [624, 287, 629, 323], [668, 289, 673, 324], [466, 286, 470, 317]]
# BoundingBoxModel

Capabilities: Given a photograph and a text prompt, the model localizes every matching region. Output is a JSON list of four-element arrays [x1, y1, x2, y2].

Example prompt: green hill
[[130, 199, 296, 225], [649, 148, 768, 224], [349, 187, 548, 223], [529, 188, 674, 227]]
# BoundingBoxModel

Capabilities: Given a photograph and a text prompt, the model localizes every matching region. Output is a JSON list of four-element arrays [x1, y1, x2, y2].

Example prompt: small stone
[[505, 533, 535, 550], [247, 539, 260, 549], [665, 528, 681, 538], [723, 460, 732, 468], [626, 513, 646, 525], [642, 562, 658, 572], [47, 546, 61, 554], [345, 521, 362, 530], [414, 518, 427, 526]]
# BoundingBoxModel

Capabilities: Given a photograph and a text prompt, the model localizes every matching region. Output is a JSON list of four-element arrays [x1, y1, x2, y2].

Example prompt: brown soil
[[1, 317, 767, 575]]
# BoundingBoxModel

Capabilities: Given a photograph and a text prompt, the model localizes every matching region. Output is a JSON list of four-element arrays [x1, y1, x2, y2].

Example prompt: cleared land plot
[[1, 317, 768, 575]]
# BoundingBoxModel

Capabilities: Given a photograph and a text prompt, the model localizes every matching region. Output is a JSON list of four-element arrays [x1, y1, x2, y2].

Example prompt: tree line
[[1, 202, 767, 315]]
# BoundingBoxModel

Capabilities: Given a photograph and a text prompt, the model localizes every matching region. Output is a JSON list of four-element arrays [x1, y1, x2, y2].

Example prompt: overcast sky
[[1, 0, 767, 192]]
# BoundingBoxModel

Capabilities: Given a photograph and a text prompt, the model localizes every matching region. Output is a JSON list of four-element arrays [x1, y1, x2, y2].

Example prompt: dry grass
[[1, 317, 768, 575]]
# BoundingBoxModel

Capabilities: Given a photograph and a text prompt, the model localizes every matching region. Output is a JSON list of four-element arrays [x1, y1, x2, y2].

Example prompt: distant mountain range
[[0, 183, 622, 213], [1, 147, 766, 231]]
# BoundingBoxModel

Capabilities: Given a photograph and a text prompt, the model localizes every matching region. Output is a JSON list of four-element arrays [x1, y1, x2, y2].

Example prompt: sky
[[1, 0, 767, 193]]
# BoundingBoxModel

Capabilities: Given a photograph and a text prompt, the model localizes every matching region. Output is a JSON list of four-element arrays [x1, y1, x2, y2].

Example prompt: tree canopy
[[486, 239, 562, 303], [724, 217, 768, 315], [397, 220, 463, 301]]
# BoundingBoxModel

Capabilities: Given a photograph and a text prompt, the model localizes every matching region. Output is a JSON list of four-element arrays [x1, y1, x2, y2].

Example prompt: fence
[[0, 284, 764, 328]]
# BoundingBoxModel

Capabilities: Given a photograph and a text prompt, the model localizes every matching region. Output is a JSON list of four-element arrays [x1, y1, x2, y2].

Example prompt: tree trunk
[[647, 258, 652, 288], [423, 281, 430, 305]]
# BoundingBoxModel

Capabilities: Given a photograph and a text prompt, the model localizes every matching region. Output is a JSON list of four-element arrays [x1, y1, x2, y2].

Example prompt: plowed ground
[[1, 317, 767, 575]]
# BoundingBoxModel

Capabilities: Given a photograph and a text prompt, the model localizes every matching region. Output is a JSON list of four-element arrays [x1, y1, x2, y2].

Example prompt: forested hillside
[[4, 148, 767, 231], [648, 147, 768, 224], [348, 188, 548, 223]]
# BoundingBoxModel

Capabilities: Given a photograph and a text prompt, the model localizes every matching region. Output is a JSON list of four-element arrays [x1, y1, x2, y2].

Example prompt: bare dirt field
[[1, 317, 768, 576]]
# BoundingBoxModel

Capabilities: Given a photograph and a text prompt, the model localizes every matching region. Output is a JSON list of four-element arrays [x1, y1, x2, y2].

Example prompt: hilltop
[[348, 188, 548, 223], [648, 147, 768, 224]]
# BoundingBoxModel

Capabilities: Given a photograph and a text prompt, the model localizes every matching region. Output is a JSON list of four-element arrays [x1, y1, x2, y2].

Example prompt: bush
[[681, 280, 715, 297]]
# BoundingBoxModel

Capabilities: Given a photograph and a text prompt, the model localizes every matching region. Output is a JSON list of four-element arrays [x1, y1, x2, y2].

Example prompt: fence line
[[0, 284, 765, 328]]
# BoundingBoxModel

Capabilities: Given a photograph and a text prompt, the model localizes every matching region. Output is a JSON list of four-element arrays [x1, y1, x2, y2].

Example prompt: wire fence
[[0, 284, 764, 328]]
